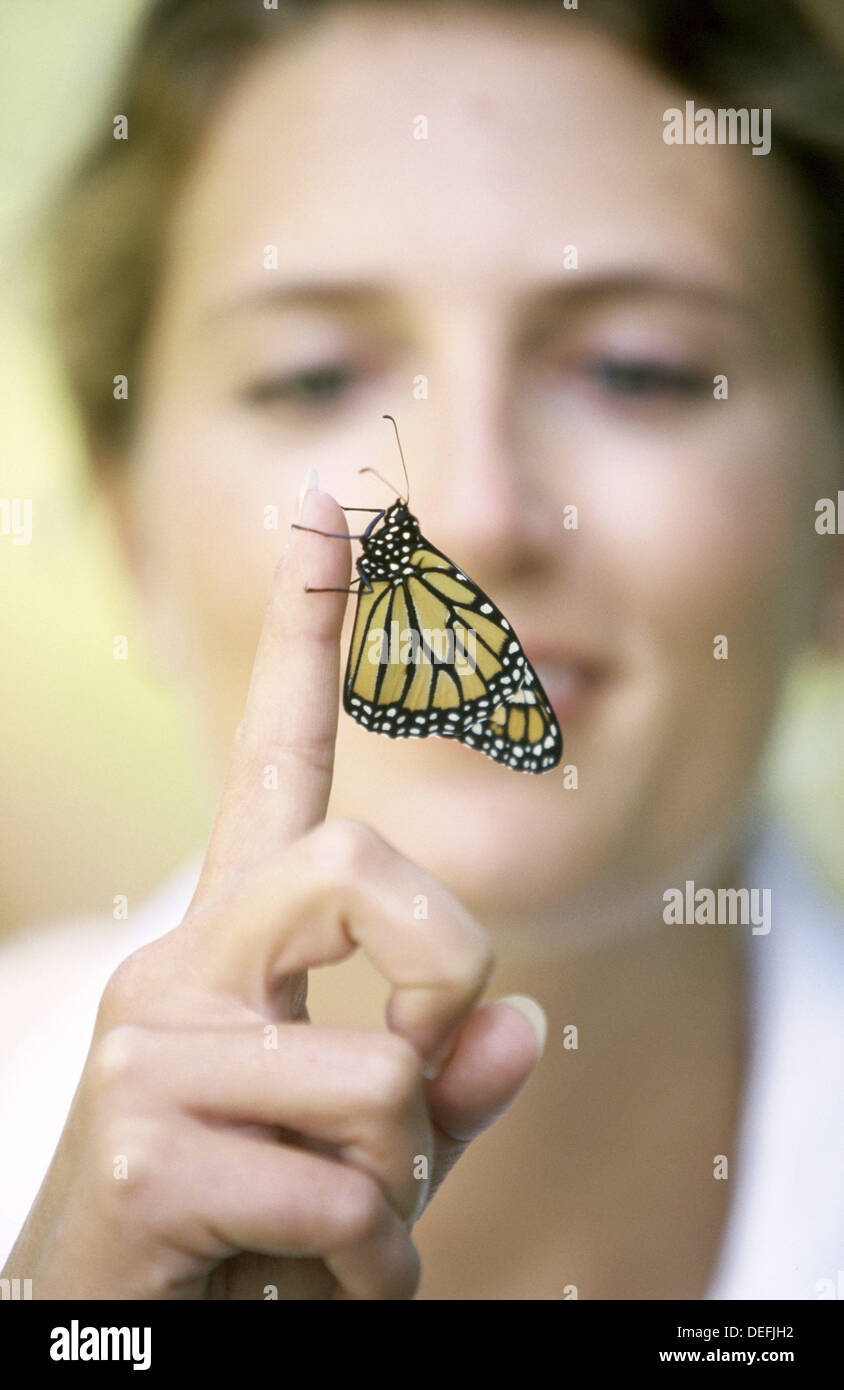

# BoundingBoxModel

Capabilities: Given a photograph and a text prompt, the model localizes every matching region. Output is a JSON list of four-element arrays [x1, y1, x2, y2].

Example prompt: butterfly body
[[353, 500, 422, 582], [343, 499, 563, 773]]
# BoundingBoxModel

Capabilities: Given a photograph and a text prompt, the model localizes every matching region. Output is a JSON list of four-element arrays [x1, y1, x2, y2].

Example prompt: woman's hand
[[3, 486, 544, 1300]]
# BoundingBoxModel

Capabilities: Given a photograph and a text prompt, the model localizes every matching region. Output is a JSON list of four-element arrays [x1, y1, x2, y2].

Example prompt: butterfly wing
[[343, 577, 422, 734], [343, 534, 563, 772], [458, 673, 563, 772]]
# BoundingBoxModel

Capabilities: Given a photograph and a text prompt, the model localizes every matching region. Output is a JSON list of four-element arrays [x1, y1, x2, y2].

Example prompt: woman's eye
[[241, 365, 356, 408], [588, 359, 710, 398]]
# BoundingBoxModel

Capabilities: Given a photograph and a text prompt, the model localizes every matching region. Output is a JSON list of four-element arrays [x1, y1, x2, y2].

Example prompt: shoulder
[[707, 821, 844, 1300]]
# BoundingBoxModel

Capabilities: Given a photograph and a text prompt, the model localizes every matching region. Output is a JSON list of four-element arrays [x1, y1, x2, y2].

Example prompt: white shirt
[[1, 822, 842, 1297], [705, 822, 844, 1300]]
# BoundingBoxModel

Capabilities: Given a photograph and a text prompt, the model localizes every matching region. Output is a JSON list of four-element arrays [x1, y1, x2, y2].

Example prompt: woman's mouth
[[523, 649, 609, 723]]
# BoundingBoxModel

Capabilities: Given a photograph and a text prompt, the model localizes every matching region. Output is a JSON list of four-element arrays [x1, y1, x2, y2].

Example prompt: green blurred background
[[0, 0, 842, 936], [0, 0, 211, 935]]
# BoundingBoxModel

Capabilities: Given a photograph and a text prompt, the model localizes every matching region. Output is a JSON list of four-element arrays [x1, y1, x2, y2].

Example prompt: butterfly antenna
[[383, 414, 410, 504], [356, 415, 410, 505]]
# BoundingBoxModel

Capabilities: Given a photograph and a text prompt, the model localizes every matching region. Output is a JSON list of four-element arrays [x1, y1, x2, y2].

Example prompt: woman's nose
[[407, 404, 561, 587]]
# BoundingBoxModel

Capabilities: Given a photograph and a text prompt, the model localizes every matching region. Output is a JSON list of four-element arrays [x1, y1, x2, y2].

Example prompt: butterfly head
[[359, 498, 422, 580], [385, 498, 412, 524]]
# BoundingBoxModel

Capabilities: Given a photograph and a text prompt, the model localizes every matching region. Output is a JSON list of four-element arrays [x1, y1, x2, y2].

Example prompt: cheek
[[131, 409, 296, 713], [591, 420, 807, 660], [580, 437, 809, 856]]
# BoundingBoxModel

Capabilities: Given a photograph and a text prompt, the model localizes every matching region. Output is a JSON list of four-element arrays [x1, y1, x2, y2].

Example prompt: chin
[[333, 732, 584, 919]]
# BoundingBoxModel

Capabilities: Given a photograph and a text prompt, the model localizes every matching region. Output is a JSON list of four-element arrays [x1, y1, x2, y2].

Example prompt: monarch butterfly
[[293, 416, 563, 773]]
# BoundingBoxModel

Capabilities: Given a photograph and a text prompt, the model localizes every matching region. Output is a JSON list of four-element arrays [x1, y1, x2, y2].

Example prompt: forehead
[[163, 5, 818, 331]]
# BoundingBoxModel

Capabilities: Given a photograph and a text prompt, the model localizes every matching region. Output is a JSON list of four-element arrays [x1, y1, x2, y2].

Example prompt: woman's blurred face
[[126, 5, 839, 937]]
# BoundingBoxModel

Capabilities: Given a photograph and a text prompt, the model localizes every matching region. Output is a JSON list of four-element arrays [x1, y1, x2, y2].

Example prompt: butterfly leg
[[305, 567, 374, 595], [305, 579, 370, 594], [291, 523, 370, 540]]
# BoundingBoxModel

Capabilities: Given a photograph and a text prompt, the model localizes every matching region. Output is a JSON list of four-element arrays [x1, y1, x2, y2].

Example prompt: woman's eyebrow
[[197, 270, 763, 335], [521, 271, 762, 330], [198, 281, 393, 327]]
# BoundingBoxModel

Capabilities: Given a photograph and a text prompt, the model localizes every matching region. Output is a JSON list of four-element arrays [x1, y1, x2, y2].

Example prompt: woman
[[1, 0, 843, 1299]]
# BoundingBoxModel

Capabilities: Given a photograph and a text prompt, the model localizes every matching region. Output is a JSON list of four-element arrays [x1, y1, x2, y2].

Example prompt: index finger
[[189, 479, 351, 910]]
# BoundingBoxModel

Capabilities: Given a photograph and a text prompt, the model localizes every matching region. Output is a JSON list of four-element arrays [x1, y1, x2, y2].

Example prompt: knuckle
[[92, 1024, 150, 1088], [237, 721, 334, 782], [70, 1026, 188, 1252], [95, 1116, 166, 1219], [272, 730, 335, 779], [97, 953, 150, 1027], [317, 819, 385, 883], [440, 936, 495, 1000]]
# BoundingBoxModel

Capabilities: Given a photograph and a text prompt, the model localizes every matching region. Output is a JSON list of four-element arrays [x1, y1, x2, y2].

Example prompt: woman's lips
[[523, 649, 609, 722]]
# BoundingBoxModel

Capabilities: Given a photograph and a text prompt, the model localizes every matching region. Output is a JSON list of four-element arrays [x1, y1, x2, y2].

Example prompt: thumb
[[424, 995, 547, 1150]]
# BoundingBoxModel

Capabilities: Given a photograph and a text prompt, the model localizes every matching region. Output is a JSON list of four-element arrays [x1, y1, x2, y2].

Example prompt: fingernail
[[494, 995, 547, 1060], [296, 467, 319, 520]]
